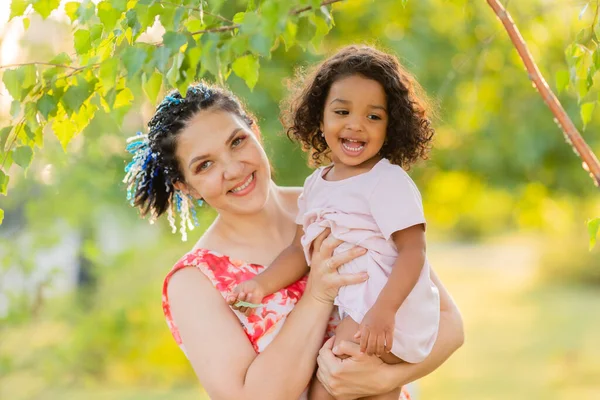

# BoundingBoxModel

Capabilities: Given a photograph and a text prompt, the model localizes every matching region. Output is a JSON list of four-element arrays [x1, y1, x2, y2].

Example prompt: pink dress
[[162, 248, 412, 399], [297, 158, 440, 363]]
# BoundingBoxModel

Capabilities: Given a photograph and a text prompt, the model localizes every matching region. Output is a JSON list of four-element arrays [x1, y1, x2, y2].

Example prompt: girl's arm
[[357, 224, 426, 354], [168, 230, 368, 400], [252, 225, 309, 295], [315, 268, 464, 399]]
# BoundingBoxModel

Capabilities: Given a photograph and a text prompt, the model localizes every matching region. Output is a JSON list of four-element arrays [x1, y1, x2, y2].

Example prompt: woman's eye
[[197, 161, 212, 172], [334, 110, 349, 115], [368, 114, 382, 120], [232, 136, 246, 147]]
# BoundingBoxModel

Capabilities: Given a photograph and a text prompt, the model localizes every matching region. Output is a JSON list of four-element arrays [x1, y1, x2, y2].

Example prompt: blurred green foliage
[[0, 0, 599, 398]]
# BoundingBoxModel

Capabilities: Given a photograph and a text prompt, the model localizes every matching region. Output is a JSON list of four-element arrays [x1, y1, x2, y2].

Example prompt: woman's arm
[[169, 231, 368, 400], [315, 268, 464, 399]]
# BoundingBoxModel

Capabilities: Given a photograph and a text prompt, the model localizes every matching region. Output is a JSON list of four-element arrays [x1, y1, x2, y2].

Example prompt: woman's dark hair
[[282, 45, 435, 168], [130, 82, 257, 218]]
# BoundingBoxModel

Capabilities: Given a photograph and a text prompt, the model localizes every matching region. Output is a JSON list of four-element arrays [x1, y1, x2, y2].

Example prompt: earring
[[197, 199, 204, 207], [318, 129, 324, 138]]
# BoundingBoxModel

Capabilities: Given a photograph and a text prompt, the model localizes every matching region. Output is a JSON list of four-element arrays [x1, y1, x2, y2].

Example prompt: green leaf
[[589, 218, 600, 250], [163, 32, 188, 54], [3, 69, 22, 100], [13, 146, 33, 170], [249, 34, 272, 57], [0, 126, 12, 150], [152, 46, 171, 73], [99, 58, 119, 93], [167, 52, 184, 88], [33, 0, 60, 19], [232, 55, 259, 90], [74, 29, 91, 55], [143, 71, 162, 104], [114, 87, 134, 108], [37, 93, 59, 119], [555, 70, 570, 94], [0, 208, 4, 225], [10, 100, 20, 119], [122, 46, 148, 78], [10, 0, 30, 20], [23, 17, 30, 30], [234, 300, 262, 308], [0, 170, 8, 195], [97, 1, 120, 32], [50, 52, 71, 65], [64, 1, 79, 22], [61, 80, 95, 116], [281, 21, 297, 51], [580, 101, 595, 129]]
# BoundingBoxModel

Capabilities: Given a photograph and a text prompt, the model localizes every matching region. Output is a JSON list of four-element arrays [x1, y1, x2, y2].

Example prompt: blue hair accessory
[[123, 131, 200, 242]]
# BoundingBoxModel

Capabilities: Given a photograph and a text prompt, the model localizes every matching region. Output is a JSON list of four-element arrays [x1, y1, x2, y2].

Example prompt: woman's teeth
[[230, 173, 254, 193], [342, 139, 365, 152]]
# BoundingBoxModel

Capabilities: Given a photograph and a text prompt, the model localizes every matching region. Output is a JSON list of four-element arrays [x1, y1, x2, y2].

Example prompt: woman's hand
[[305, 228, 368, 305], [316, 337, 395, 399]]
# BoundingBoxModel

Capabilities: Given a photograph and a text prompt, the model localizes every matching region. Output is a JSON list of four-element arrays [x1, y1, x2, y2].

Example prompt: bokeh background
[[1, 0, 599, 399]]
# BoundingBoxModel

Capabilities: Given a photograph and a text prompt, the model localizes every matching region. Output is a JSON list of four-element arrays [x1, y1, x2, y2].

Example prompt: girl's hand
[[306, 228, 368, 305], [355, 305, 395, 356], [227, 279, 265, 316]]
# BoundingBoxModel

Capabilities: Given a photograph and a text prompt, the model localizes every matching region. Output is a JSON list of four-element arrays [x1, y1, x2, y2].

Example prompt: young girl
[[228, 45, 440, 400]]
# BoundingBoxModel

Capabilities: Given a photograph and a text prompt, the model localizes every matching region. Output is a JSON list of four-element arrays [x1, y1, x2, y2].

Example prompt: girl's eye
[[368, 114, 382, 120], [232, 136, 246, 147], [197, 160, 212, 172], [334, 110, 349, 115]]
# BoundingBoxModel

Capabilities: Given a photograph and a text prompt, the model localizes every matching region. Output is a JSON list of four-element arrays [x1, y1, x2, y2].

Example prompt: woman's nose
[[222, 159, 245, 181]]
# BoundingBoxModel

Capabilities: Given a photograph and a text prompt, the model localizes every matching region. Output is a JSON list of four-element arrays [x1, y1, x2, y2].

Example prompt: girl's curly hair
[[282, 45, 435, 168]]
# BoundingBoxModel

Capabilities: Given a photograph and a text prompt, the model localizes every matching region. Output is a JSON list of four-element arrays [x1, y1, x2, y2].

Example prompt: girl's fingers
[[359, 329, 369, 353], [385, 331, 393, 353], [367, 333, 377, 356], [376, 334, 385, 357]]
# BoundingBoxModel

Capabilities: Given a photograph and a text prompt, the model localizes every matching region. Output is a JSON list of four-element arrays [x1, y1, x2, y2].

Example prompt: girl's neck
[[326, 155, 382, 181]]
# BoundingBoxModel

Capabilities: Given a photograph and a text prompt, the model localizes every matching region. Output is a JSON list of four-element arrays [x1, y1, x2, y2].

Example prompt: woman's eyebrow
[[187, 127, 243, 169]]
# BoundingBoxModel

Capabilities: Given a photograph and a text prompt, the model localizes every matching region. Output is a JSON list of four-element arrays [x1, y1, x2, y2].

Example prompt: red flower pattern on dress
[[162, 248, 411, 400]]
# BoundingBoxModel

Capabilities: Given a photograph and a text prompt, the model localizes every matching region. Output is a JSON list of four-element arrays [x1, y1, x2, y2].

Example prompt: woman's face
[[174, 109, 272, 215]]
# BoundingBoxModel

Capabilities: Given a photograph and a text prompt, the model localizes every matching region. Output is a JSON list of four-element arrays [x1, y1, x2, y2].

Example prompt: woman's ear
[[173, 181, 189, 195]]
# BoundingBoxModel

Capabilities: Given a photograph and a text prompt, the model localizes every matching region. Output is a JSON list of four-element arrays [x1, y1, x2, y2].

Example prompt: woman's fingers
[[326, 247, 367, 271], [319, 234, 344, 258], [332, 339, 363, 358], [334, 272, 369, 289], [312, 228, 331, 254]]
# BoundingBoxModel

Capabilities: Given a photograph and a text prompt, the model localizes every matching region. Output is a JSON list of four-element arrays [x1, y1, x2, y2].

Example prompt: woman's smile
[[228, 172, 257, 196]]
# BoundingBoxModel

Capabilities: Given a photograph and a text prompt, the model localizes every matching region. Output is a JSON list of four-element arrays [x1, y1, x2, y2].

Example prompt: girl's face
[[174, 109, 272, 216], [320, 74, 388, 168]]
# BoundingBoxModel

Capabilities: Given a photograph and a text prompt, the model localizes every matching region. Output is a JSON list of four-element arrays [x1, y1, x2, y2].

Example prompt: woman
[[124, 82, 464, 399]]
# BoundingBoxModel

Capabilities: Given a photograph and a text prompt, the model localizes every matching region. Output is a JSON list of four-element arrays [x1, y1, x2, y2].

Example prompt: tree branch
[[487, 0, 600, 187], [186, 0, 346, 37], [291, 0, 345, 15], [0, 62, 80, 70]]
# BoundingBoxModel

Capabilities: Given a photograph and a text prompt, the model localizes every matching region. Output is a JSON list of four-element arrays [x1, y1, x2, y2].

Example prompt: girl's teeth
[[342, 139, 364, 152], [231, 173, 254, 193]]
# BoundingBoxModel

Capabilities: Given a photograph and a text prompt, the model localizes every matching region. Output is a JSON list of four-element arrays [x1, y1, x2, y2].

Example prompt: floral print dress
[[162, 248, 411, 399]]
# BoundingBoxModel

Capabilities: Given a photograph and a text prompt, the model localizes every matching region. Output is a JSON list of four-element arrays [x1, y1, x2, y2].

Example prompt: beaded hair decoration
[[123, 86, 209, 241]]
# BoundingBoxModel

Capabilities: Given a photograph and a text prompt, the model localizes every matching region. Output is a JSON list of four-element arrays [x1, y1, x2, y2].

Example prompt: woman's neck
[[211, 181, 295, 249]]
